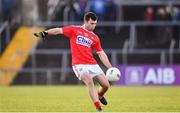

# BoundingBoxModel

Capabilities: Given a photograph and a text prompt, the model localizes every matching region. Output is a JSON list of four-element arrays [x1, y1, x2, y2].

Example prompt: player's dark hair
[[84, 12, 98, 21]]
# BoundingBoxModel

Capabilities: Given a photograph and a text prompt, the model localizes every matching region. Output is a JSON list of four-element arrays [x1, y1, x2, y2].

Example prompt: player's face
[[85, 19, 97, 31]]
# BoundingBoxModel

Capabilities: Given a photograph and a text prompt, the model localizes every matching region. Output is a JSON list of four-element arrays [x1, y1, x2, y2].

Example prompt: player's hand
[[34, 31, 48, 40]]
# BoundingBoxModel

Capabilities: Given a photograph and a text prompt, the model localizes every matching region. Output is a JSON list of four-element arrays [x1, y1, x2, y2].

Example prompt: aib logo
[[76, 36, 92, 47]]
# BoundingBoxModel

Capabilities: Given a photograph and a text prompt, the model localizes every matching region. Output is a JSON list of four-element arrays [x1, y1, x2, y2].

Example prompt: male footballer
[[34, 12, 112, 112]]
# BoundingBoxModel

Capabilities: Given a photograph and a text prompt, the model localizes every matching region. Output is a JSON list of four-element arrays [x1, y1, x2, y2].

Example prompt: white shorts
[[72, 64, 104, 80]]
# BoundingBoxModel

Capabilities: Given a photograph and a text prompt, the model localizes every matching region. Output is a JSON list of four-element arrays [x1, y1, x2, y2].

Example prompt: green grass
[[0, 85, 180, 112]]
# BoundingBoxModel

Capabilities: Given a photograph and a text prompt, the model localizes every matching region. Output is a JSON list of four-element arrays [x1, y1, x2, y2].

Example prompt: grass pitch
[[0, 85, 180, 112]]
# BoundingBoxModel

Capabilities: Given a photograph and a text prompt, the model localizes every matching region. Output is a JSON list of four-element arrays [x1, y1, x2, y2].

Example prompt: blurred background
[[0, 0, 180, 86]]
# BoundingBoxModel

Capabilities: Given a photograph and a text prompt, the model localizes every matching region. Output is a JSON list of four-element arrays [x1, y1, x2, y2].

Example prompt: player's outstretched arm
[[34, 28, 63, 39], [97, 51, 112, 69]]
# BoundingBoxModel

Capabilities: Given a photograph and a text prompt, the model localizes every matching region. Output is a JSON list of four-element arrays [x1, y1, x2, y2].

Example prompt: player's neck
[[82, 24, 93, 33], [82, 24, 87, 30]]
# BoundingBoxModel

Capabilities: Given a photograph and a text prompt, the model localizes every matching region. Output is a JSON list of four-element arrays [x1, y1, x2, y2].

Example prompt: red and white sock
[[98, 91, 105, 98], [94, 101, 101, 110]]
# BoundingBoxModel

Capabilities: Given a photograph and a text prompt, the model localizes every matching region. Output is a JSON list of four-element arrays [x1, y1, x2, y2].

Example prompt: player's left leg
[[73, 65, 103, 111], [94, 74, 110, 105]]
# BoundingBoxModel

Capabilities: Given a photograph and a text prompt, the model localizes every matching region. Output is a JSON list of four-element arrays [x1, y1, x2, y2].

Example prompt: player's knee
[[81, 74, 93, 86], [86, 80, 94, 86], [103, 83, 110, 90], [84, 78, 94, 87]]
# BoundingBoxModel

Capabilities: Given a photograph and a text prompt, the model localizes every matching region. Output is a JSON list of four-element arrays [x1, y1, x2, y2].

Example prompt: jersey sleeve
[[93, 37, 103, 53], [62, 26, 74, 38]]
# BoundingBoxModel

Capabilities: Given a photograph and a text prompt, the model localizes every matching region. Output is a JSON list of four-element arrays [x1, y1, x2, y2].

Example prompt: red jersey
[[62, 25, 103, 65]]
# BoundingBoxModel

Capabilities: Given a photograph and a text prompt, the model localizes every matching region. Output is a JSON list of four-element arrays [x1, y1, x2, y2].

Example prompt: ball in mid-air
[[106, 67, 121, 82]]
